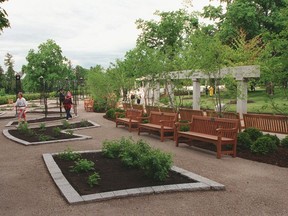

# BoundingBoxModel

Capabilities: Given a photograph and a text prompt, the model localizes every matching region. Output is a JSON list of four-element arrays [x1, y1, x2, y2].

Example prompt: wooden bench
[[206, 110, 242, 131], [160, 107, 177, 113], [84, 99, 94, 112], [116, 108, 143, 132], [145, 105, 160, 116], [243, 113, 288, 134], [122, 102, 132, 110], [179, 108, 204, 121], [138, 111, 178, 142], [175, 116, 239, 159], [132, 104, 144, 112]]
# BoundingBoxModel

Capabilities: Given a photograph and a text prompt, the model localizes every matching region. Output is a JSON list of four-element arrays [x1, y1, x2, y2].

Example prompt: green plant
[[250, 136, 277, 155], [62, 120, 71, 129], [39, 123, 46, 132], [140, 149, 173, 182], [58, 148, 81, 161], [281, 136, 288, 148], [80, 119, 90, 127], [243, 127, 263, 141], [38, 134, 51, 141], [87, 172, 101, 187], [65, 129, 74, 136], [102, 137, 131, 158], [263, 134, 280, 146], [237, 132, 253, 149], [17, 122, 29, 134], [52, 127, 61, 137], [71, 159, 95, 173]]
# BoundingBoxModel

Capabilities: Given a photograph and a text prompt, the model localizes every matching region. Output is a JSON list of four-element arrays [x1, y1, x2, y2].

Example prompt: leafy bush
[[52, 127, 61, 137], [61, 120, 71, 129], [281, 136, 288, 148], [17, 122, 30, 134], [39, 123, 46, 132], [243, 127, 263, 141], [58, 148, 81, 161], [71, 159, 95, 173], [38, 134, 51, 141], [250, 136, 277, 155], [106, 108, 125, 119], [140, 149, 173, 182], [80, 119, 90, 127], [87, 172, 101, 187], [237, 132, 253, 149], [93, 98, 106, 112], [102, 138, 173, 182], [263, 134, 280, 146]]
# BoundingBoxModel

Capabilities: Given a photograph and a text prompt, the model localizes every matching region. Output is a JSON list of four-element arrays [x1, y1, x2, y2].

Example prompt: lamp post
[[15, 73, 21, 115], [39, 76, 48, 118]]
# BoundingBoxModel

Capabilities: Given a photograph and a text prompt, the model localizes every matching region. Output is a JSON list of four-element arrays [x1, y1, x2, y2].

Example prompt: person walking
[[63, 94, 73, 120], [15, 92, 28, 123]]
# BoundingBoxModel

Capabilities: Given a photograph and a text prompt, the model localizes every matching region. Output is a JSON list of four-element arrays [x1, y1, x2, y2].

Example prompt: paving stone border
[[43, 150, 225, 204], [2, 120, 100, 145]]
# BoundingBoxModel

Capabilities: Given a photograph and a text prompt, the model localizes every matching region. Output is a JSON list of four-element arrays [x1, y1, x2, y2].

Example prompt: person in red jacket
[[63, 95, 73, 120]]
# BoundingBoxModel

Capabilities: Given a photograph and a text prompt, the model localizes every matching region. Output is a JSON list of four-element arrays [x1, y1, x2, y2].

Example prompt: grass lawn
[[174, 87, 288, 115]]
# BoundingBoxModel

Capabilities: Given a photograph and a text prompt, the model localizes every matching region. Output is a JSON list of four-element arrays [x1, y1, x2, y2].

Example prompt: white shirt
[[16, 97, 27, 108]]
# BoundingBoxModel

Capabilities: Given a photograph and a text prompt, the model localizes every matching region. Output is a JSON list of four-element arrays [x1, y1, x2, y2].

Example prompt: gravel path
[[0, 101, 287, 216]]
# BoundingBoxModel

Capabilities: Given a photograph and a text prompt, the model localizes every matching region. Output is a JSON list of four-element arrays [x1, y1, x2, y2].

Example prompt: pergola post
[[236, 78, 248, 118], [192, 78, 201, 110]]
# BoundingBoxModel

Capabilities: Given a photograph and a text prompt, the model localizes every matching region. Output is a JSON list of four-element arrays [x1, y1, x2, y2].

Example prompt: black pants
[[65, 108, 72, 119]]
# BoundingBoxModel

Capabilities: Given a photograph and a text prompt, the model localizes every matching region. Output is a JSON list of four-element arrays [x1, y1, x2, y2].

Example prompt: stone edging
[[43, 150, 225, 204]]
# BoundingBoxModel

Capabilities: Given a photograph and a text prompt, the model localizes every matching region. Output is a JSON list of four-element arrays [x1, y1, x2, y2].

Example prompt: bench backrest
[[190, 116, 239, 138], [132, 104, 144, 112], [206, 110, 240, 119], [160, 107, 177, 113], [145, 105, 160, 116], [179, 108, 204, 121], [125, 108, 143, 120], [243, 113, 288, 134], [122, 102, 132, 110], [149, 111, 178, 127]]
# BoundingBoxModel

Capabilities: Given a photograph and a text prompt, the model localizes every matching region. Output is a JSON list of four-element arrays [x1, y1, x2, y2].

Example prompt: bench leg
[[233, 142, 237, 158], [216, 143, 222, 159]]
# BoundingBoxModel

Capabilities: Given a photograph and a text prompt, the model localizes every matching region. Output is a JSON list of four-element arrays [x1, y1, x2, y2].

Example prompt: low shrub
[[237, 132, 253, 149], [71, 159, 95, 173], [52, 127, 61, 137], [243, 127, 263, 141], [140, 149, 173, 182], [87, 172, 101, 187], [281, 136, 288, 148], [106, 108, 124, 119], [61, 120, 71, 129], [263, 134, 280, 146], [102, 137, 172, 182], [58, 148, 81, 161], [38, 134, 52, 141], [39, 123, 46, 132], [80, 119, 90, 127], [250, 136, 277, 155]]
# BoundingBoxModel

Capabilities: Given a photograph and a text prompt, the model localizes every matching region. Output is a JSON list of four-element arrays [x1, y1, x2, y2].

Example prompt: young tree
[[22, 39, 73, 92], [4, 53, 15, 94], [0, 0, 10, 34]]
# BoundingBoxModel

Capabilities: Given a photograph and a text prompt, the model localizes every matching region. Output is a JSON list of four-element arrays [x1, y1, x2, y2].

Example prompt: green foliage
[[58, 148, 81, 161], [65, 129, 74, 136], [106, 108, 125, 119], [243, 127, 263, 141], [71, 159, 95, 173], [250, 136, 277, 155], [263, 134, 280, 146], [102, 138, 172, 182], [237, 132, 253, 149], [87, 172, 101, 187], [281, 136, 288, 148], [80, 119, 90, 127], [61, 120, 71, 129], [39, 123, 46, 132], [140, 149, 173, 182], [17, 122, 30, 134], [22, 39, 74, 92], [52, 127, 61, 137], [38, 134, 51, 141]]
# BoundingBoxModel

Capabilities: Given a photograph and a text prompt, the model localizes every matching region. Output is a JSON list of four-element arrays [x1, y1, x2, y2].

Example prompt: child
[[15, 92, 28, 123], [63, 95, 73, 120]]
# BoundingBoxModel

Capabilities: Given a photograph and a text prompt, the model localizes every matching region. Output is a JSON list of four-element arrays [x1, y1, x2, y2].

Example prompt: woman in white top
[[15, 92, 28, 123]]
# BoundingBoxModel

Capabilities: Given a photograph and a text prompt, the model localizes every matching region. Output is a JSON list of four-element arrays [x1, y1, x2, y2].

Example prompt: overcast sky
[[0, 0, 220, 72]]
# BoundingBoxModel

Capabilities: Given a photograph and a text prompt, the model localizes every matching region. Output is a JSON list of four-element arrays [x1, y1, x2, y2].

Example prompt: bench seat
[[116, 108, 143, 132]]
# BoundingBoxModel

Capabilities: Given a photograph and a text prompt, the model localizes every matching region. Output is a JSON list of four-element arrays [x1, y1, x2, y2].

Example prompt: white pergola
[[141, 65, 260, 117]]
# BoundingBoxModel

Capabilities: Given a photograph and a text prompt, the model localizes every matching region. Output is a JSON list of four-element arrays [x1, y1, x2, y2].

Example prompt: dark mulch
[[53, 152, 197, 195], [8, 121, 93, 142], [11, 116, 66, 125], [186, 141, 288, 168]]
